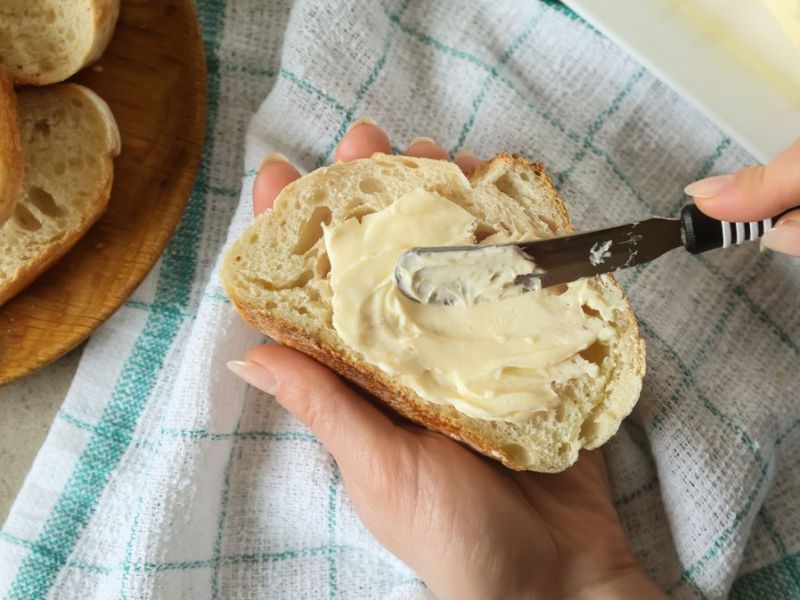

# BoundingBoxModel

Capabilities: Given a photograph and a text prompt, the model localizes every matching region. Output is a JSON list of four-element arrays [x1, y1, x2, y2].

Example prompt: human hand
[[685, 137, 800, 257], [229, 121, 665, 599]]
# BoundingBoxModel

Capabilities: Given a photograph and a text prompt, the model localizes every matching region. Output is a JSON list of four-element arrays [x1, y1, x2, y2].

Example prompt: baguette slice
[[0, 67, 22, 226], [0, 0, 120, 85], [221, 154, 645, 472], [0, 84, 121, 306]]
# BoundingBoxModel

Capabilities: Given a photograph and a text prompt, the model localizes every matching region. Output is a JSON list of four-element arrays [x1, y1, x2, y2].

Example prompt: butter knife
[[394, 204, 795, 305]]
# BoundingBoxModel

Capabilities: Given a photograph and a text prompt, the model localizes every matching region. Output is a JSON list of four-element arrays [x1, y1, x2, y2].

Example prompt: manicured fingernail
[[259, 153, 290, 169], [347, 117, 378, 132], [760, 220, 800, 257], [409, 136, 437, 147], [684, 175, 733, 198], [454, 148, 477, 159], [226, 360, 277, 395]]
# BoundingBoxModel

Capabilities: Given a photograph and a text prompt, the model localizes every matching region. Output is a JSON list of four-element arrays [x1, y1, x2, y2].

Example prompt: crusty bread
[[0, 0, 119, 85], [0, 66, 22, 226], [221, 154, 645, 472], [0, 84, 121, 306]]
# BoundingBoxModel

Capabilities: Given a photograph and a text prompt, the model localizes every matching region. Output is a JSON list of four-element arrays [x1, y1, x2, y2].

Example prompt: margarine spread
[[322, 190, 622, 422], [395, 244, 541, 306]]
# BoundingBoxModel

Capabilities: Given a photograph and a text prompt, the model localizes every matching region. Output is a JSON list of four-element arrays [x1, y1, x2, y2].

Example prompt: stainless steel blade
[[395, 218, 684, 305]]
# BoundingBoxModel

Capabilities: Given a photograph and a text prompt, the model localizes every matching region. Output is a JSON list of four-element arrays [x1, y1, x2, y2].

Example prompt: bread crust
[[0, 67, 22, 226], [224, 153, 646, 471]]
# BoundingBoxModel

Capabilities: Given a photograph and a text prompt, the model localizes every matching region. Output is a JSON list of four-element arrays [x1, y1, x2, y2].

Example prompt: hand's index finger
[[689, 137, 800, 222]]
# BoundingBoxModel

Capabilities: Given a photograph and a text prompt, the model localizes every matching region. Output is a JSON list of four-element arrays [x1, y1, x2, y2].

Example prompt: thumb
[[227, 344, 399, 470], [686, 137, 800, 223]]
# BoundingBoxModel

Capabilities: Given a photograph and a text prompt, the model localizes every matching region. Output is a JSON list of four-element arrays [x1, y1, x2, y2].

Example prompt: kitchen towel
[[2, 1, 799, 598]]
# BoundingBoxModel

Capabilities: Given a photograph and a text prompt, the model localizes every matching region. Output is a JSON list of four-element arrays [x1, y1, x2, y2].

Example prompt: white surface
[[0, 350, 80, 525], [564, 0, 800, 162]]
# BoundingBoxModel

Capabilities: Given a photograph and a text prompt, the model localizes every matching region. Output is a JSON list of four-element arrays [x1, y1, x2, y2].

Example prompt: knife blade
[[394, 204, 793, 305]]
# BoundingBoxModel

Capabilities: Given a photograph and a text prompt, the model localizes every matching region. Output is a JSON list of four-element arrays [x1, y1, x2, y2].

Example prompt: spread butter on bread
[[221, 154, 645, 472]]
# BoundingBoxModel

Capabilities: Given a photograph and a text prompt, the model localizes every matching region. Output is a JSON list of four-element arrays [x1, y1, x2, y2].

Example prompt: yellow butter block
[[766, 0, 800, 46]]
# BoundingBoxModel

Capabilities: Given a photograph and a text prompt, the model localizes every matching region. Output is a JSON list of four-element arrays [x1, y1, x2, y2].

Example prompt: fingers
[[335, 118, 391, 162], [253, 122, 484, 217], [687, 137, 800, 222], [228, 345, 398, 469], [454, 149, 482, 175], [252, 154, 301, 216], [404, 136, 449, 160], [761, 208, 800, 257]]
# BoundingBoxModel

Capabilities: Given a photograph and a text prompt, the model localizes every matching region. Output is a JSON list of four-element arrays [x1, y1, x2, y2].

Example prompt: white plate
[[564, 0, 800, 163]]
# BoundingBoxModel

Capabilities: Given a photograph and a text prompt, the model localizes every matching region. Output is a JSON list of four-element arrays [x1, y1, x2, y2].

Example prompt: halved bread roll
[[0, 84, 120, 306], [221, 154, 645, 472]]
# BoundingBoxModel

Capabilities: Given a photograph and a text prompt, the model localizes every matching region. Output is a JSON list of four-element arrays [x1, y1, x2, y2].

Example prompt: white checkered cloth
[[2, 1, 799, 598]]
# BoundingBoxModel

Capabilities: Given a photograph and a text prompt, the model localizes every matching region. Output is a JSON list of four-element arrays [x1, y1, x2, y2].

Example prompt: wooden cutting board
[[0, 0, 208, 385]]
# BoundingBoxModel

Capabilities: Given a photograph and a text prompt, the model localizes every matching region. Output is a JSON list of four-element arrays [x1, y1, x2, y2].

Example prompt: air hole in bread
[[580, 420, 599, 442], [350, 206, 375, 223], [579, 341, 608, 367], [249, 233, 259, 245], [358, 177, 385, 194], [13, 204, 42, 231], [34, 119, 50, 137], [519, 172, 531, 182], [246, 270, 314, 291], [53, 161, 66, 176], [493, 172, 518, 197], [547, 284, 569, 296], [28, 187, 60, 217], [374, 159, 396, 169], [264, 301, 277, 310], [68, 156, 83, 170], [474, 222, 498, 243], [400, 159, 419, 169], [557, 442, 571, 456], [70, 98, 84, 108], [501, 443, 530, 466], [581, 305, 602, 319], [297, 306, 308, 315], [293, 206, 332, 255], [315, 252, 331, 278], [311, 189, 326, 204], [44, 9, 57, 23]]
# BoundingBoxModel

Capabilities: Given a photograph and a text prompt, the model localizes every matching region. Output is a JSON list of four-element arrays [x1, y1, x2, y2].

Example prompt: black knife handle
[[680, 204, 797, 254]]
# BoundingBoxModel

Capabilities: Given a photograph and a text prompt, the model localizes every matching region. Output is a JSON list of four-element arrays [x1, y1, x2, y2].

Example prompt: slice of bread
[[221, 154, 645, 472], [0, 66, 22, 226], [0, 84, 121, 306], [0, 0, 120, 85]]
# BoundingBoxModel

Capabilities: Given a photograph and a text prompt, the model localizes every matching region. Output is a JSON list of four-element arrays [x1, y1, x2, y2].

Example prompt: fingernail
[[347, 117, 378, 132], [684, 175, 733, 198], [226, 360, 277, 395], [259, 153, 290, 170], [409, 136, 437, 147], [454, 148, 478, 159], [760, 220, 800, 257]]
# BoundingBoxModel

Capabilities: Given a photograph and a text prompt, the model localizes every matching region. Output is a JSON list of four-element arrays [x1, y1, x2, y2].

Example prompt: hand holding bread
[[224, 122, 664, 599]]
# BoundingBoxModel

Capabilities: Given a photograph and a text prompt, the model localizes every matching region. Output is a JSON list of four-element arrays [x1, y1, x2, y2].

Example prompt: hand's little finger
[[252, 154, 301, 216], [761, 208, 800, 257]]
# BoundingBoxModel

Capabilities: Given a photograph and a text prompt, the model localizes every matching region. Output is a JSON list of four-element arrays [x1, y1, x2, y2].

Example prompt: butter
[[766, 0, 800, 46], [323, 190, 622, 422], [395, 244, 540, 306]]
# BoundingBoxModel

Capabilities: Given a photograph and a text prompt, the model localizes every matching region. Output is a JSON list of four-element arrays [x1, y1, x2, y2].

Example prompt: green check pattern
[[1, 1, 799, 598]]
